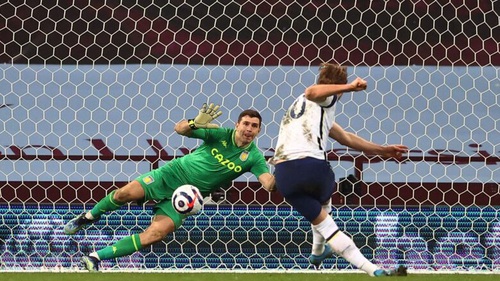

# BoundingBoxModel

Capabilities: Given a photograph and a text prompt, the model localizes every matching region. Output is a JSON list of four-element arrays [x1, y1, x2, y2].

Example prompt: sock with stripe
[[314, 216, 380, 276], [311, 202, 333, 255], [86, 190, 124, 219], [95, 234, 143, 260]]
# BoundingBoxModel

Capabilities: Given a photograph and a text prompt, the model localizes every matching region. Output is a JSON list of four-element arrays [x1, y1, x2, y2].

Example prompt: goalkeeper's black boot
[[81, 255, 100, 272], [63, 213, 99, 235]]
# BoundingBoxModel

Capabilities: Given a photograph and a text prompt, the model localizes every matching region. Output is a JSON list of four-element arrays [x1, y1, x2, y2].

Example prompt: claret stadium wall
[[0, 1, 499, 273]]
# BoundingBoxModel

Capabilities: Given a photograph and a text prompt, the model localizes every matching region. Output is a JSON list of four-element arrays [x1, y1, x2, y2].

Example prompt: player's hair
[[317, 63, 348, 85], [238, 109, 262, 127]]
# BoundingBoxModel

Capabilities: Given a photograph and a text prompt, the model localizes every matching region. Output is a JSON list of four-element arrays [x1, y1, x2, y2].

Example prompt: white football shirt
[[273, 94, 338, 162]]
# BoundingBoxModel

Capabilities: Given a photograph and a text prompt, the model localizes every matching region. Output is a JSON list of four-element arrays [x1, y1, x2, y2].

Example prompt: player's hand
[[264, 183, 277, 192], [381, 144, 408, 160], [191, 103, 223, 129], [350, 77, 367, 91], [210, 188, 225, 202]]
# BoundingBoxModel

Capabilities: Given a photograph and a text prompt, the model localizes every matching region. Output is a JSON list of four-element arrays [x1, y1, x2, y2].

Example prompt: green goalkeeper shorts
[[136, 168, 188, 229]]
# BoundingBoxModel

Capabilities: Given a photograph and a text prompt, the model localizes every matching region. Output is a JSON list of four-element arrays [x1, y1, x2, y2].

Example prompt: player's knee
[[114, 181, 143, 203], [113, 189, 131, 203]]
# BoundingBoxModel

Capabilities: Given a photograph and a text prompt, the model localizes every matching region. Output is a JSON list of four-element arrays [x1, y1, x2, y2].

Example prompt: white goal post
[[0, 1, 499, 272]]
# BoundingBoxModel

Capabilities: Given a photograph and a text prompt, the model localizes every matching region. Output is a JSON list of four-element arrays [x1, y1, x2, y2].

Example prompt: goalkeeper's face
[[235, 116, 261, 146]]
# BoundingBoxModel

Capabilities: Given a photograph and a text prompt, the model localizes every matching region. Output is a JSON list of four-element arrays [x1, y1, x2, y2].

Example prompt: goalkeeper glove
[[188, 103, 223, 129], [210, 188, 225, 202]]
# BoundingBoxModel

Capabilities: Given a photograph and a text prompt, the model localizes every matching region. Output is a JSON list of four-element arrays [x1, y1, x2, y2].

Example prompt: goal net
[[0, 1, 499, 272]]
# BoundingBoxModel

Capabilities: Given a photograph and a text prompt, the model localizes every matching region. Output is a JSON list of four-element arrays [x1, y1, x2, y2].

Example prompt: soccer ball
[[172, 184, 203, 215]]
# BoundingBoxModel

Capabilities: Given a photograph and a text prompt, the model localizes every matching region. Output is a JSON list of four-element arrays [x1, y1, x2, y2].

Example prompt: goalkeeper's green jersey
[[160, 127, 269, 196]]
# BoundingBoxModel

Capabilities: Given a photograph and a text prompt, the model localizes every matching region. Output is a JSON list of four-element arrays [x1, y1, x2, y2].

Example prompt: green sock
[[90, 190, 124, 218], [96, 234, 143, 260]]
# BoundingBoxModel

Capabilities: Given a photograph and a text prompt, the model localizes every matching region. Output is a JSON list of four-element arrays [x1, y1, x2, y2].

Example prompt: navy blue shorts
[[274, 157, 336, 222]]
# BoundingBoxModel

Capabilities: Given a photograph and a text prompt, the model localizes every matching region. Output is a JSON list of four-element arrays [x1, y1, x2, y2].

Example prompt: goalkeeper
[[64, 103, 276, 272]]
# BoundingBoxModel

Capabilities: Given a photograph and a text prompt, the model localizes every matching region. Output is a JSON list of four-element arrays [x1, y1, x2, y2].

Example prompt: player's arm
[[174, 103, 223, 136], [304, 77, 367, 103], [329, 122, 408, 160], [174, 119, 194, 136], [258, 172, 276, 192]]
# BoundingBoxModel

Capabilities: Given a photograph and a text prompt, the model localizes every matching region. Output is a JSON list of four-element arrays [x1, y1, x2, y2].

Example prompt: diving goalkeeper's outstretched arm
[[175, 102, 223, 136]]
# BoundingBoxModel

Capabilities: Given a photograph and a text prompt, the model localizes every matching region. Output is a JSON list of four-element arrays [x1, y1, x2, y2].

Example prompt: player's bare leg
[[64, 181, 145, 235], [81, 215, 175, 271]]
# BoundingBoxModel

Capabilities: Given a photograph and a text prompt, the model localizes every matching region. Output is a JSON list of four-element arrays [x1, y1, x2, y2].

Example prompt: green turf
[[0, 272, 498, 281]]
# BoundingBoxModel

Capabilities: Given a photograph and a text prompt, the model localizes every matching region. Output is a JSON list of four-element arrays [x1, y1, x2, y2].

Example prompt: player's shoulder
[[201, 127, 232, 137], [246, 142, 266, 158], [215, 127, 234, 138]]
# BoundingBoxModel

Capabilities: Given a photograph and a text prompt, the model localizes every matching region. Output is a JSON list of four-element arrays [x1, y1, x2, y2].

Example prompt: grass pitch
[[0, 272, 498, 281]]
